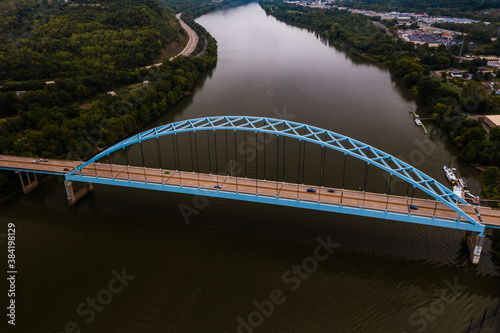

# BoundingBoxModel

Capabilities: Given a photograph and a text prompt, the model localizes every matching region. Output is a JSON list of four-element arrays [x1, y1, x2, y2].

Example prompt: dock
[[410, 109, 428, 134]]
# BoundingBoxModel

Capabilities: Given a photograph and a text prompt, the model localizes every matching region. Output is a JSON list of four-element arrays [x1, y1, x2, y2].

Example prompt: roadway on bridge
[[2, 155, 500, 227], [0, 155, 81, 175]]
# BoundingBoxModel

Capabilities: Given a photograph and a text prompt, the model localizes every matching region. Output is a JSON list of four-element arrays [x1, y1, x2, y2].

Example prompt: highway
[[170, 13, 199, 60], [1, 154, 499, 227]]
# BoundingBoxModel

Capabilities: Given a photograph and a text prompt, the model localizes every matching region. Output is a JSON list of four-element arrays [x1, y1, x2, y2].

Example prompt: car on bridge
[[214, 185, 222, 189], [40, 158, 48, 162], [31, 159, 39, 164], [307, 188, 316, 193], [410, 205, 419, 210]]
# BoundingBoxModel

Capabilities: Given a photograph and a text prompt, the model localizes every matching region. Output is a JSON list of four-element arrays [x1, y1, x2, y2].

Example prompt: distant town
[[284, 0, 487, 49]]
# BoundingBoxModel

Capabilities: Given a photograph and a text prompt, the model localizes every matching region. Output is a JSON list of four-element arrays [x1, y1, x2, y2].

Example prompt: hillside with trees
[[0, 0, 218, 198]]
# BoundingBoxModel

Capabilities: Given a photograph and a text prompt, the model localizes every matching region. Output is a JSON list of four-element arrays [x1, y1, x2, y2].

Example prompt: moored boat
[[414, 115, 422, 126], [458, 177, 468, 189], [444, 166, 457, 183]]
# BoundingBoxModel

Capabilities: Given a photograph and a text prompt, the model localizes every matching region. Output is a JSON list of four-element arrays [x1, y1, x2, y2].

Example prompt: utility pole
[[25, 143, 33, 158]]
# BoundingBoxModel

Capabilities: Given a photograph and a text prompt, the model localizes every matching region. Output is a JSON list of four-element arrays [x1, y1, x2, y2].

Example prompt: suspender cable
[[385, 175, 392, 211], [319, 145, 325, 203], [383, 173, 389, 194], [108, 154, 113, 179], [94, 162, 98, 177], [282, 136, 286, 183], [172, 135, 177, 171], [409, 186, 416, 213], [363, 163, 369, 207], [124, 148, 130, 180], [297, 139, 301, 200], [156, 137, 164, 184], [276, 135, 279, 197], [433, 200, 438, 218], [320, 145, 325, 187], [255, 132, 258, 195], [225, 130, 229, 175], [234, 130, 238, 193], [263, 133, 266, 180], [244, 131, 247, 178], [174, 134, 182, 186], [189, 132, 195, 173], [206, 130, 212, 175], [340, 153, 347, 205], [195, 131, 200, 188], [140, 141, 147, 182], [301, 140, 306, 185], [214, 130, 219, 186]]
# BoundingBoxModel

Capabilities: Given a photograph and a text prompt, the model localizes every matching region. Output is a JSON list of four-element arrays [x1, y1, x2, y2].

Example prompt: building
[[451, 69, 462, 78], [484, 115, 500, 128]]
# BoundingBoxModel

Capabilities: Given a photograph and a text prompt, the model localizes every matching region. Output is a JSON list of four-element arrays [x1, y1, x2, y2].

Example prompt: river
[[1, 2, 499, 333]]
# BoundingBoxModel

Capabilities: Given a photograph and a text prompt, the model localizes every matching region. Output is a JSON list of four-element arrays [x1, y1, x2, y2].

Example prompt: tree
[[483, 166, 500, 197]]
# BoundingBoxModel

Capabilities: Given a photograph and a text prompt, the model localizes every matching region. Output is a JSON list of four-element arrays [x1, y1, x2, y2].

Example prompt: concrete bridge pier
[[463, 231, 485, 265], [15, 171, 39, 194], [65, 180, 94, 206]]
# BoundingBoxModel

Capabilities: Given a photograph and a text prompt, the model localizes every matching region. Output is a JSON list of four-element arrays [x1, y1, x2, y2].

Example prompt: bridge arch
[[69, 116, 481, 227]]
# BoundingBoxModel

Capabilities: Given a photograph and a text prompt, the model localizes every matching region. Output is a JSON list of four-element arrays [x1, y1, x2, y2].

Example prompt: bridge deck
[[0, 155, 81, 175], [1, 155, 499, 228]]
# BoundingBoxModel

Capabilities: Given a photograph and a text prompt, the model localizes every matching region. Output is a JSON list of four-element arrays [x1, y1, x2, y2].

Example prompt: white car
[[31, 159, 39, 164]]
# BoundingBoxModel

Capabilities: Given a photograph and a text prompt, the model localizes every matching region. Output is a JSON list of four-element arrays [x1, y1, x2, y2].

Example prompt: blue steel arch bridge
[[1, 116, 499, 264]]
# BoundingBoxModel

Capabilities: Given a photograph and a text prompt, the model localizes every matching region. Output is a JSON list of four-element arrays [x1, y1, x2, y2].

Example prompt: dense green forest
[[343, 0, 500, 21], [0, 0, 218, 198], [260, 0, 500, 167]]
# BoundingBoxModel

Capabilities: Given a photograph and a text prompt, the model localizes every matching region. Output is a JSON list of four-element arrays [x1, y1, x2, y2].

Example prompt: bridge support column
[[65, 181, 94, 206], [15, 171, 39, 194], [463, 231, 485, 265]]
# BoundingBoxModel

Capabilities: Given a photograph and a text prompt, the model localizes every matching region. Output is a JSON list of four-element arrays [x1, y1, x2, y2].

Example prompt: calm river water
[[1, 2, 499, 333]]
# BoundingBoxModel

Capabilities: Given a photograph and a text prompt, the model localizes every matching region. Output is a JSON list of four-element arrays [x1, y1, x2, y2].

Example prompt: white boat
[[444, 166, 457, 183], [414, 115, 422, 126]]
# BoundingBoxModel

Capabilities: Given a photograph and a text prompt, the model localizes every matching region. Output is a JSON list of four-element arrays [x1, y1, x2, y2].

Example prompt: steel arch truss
[[68, 116, 484, 231]]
